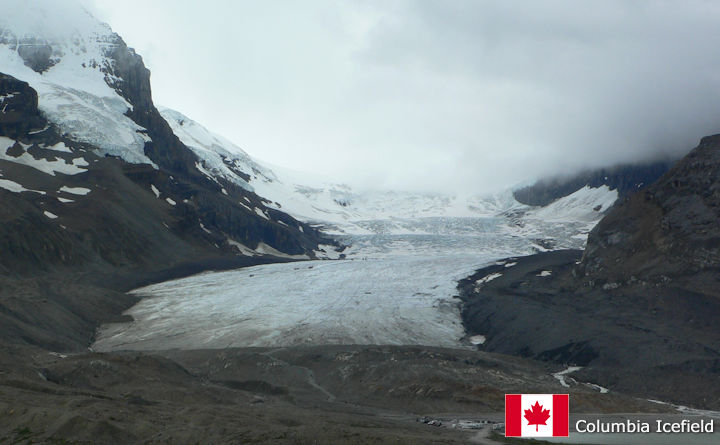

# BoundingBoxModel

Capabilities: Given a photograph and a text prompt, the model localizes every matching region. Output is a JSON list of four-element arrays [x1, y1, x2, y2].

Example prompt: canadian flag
[[505, 394, 569, 437]]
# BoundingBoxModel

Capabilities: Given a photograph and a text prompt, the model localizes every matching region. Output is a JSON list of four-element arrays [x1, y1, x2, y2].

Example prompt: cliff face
[[0, 74, 42, 136], [580, 135, 720, 296], [102, 35, 206, 178]]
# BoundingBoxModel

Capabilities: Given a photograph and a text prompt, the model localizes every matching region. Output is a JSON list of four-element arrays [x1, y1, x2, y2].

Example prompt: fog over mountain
[[78, 0, 720, 193], [80, 0, 720, 193]]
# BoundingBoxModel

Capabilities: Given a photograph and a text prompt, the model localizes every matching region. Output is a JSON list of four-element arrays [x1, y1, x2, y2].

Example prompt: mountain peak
[[0, 0, 117, 76], [0, 0, 157, 165], [0, 0, 110, 43]]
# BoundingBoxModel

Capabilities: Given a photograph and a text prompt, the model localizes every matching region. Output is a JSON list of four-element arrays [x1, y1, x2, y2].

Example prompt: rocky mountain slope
[[580, 134, 720, 291], [459, 135, 720, 409], [0, 3, 334, 350]]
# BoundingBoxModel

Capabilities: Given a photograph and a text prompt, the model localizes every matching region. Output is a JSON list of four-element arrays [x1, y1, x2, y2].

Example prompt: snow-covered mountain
[[0, 0, 154, 164], [159, 107, 619, 237], [0, 0, 333, 281]]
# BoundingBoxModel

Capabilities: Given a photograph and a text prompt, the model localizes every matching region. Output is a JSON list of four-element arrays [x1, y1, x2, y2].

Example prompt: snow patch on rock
[[469, 335, 486, 345], [0, 178, 44, 194], [58, 185, 90, 195], [255, 242, 309, 260], [476, 272, 502, 284]]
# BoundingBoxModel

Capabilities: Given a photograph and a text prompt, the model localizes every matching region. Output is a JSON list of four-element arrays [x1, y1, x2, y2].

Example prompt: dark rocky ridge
[[0, 73, 44, 137], [459, 137, 720, 409], [101, 34, 209, 182], [513, 160, 675, 207], [580, 134, 720, 290]]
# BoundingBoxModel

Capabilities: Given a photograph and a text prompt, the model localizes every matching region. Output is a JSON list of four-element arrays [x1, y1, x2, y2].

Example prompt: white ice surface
[[94, 254, 498, 351], [88, 108, 617, 352], [84, 108, 617, 352]]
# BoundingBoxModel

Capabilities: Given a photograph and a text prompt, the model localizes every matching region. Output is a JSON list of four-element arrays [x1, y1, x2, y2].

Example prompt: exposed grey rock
[[16, 41, 56, 73]]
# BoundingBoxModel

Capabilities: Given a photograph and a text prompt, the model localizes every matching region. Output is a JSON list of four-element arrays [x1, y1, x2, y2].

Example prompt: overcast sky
[[87, 0, 720, 193]]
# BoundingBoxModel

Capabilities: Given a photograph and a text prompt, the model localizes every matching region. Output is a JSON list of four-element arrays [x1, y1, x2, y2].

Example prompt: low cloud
[[90, 0, 720, 192]]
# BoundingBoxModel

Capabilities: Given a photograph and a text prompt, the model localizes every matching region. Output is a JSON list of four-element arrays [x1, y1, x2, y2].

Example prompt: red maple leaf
[[524, 401, 551, 432]]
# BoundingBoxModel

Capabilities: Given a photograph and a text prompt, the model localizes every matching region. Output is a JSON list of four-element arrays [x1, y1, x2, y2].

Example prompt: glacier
[[93, 195, 615, 351]]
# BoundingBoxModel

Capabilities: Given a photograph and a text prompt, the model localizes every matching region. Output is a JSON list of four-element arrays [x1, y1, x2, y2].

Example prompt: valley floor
[[0, 343, 680, 445]]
